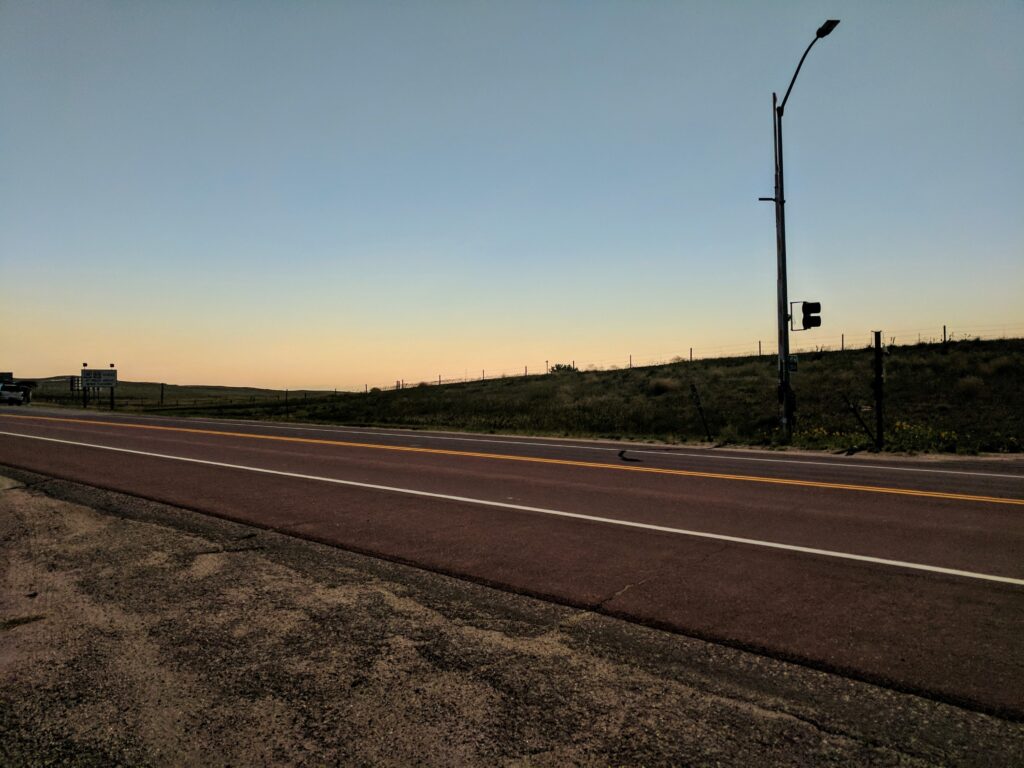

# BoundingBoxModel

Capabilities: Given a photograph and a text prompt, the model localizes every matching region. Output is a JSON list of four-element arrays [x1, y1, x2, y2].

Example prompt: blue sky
[[1, 1, 1022, 388]]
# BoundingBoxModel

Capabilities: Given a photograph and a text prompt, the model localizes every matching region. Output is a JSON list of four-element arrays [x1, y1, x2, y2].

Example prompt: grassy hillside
[[28, 338, 1024, 453]]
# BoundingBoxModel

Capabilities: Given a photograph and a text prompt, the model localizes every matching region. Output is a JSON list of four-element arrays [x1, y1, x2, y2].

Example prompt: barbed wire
[[364, 322, 1024, 393]]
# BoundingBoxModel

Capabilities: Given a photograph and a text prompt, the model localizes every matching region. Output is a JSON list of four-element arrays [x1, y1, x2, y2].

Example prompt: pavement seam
[[25, 407, 1024, 480]]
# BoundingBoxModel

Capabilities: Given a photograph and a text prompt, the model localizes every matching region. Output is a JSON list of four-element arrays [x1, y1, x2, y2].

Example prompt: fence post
[[689, 383, 713, 442], [873, 331, 884, 450]]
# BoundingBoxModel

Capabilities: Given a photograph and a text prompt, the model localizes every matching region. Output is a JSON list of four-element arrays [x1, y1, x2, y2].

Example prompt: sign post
[[81, 369, 118, 409]]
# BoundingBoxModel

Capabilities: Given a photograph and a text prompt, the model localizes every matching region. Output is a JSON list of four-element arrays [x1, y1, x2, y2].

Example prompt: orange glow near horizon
[[6, 301, 1023, 391]]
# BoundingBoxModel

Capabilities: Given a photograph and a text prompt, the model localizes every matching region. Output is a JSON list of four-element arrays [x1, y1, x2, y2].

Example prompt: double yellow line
[[4, 413, 1022, 506]]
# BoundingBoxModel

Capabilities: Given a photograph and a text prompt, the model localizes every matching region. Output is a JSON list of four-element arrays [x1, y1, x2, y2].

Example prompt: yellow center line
[[3, 413, 1022, 506]]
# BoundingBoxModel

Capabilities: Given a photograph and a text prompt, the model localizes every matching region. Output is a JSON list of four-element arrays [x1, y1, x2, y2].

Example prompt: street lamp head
[[816, 19, 840, 38]]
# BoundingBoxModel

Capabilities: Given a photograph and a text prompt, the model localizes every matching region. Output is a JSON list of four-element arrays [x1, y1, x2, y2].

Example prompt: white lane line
[[23, 409, 1024, 480], [3, 429, 1022, 587]]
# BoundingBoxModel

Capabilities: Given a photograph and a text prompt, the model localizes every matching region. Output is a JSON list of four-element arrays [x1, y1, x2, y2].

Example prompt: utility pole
[[761, 20, 840, 442]]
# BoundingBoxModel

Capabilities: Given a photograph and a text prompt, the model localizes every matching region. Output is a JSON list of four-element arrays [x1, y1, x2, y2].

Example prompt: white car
[[0, 383, 26, 405]]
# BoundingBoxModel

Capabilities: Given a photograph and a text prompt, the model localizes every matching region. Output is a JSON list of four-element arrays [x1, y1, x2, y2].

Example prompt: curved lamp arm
[[778, 20, 840, 116]]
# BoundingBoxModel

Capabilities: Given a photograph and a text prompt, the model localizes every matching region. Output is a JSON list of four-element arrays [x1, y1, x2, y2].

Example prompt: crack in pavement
[[598, 577, 654, 609]]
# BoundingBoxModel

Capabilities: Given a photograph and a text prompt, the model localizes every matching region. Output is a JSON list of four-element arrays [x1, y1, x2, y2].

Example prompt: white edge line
[[3, 429, 1022, 588], [19, 409, 1024, 481]]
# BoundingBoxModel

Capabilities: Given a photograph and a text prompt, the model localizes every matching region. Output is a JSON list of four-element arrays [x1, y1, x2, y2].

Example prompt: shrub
[[717, 424, 740, 444], [980, 355, 1017, 376], [954, 375, 984, 400], [645, 377, 680, 396]]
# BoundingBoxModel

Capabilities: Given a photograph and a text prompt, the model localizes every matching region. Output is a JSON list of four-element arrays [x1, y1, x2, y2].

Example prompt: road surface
[[1, 406, 1022, 719]]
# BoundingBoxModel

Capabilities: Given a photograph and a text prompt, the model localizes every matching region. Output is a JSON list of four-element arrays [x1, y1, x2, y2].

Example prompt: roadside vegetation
[[30, 338, 1024, 454]]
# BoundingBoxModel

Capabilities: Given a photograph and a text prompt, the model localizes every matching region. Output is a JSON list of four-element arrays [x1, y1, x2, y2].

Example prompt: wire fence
[[34, 393, 293, 409], [20, 320, 1021, 453], [22, 321, 1024, 403], [363, 321, 1024, 393]]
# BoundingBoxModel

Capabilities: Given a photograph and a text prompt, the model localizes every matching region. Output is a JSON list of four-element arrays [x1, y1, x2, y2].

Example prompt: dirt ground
[[1, 466, 1022, 767]]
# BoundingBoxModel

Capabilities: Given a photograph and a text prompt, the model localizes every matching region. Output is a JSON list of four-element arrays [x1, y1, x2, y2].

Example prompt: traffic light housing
[[801, 301, 822, 330]]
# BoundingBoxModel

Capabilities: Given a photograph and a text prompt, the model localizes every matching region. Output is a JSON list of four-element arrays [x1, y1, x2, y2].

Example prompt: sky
[[1, 0, 1022, 389]]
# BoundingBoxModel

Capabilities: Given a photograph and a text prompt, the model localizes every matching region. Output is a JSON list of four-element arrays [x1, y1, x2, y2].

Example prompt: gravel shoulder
[[1, 466, 1022, 766]]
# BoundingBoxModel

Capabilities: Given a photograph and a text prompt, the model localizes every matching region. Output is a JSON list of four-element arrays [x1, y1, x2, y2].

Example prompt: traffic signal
[[801, 301, 822, 330]]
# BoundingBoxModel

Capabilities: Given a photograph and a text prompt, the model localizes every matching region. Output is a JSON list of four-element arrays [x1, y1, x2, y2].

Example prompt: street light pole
[[765, 19, 839, 442], [773, 90, 793, 441]]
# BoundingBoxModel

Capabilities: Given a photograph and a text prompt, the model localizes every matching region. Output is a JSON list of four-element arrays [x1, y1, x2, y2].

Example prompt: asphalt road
[[2, 406, 1022, 719]]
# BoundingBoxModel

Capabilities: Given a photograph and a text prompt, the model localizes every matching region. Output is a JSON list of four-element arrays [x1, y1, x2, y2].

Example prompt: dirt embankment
[[1, 467, 1022, 766]]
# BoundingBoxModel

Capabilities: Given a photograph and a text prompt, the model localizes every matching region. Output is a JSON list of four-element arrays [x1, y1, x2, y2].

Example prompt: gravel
[[2, 466, 1022, 766]]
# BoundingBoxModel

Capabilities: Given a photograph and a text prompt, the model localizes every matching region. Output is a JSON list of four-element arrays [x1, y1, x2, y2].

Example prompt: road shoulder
[[1, 466, 1021, 766]]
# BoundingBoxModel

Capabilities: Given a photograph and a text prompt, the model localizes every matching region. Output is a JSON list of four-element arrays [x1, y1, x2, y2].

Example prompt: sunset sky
[[2, 1, 1022, 389]]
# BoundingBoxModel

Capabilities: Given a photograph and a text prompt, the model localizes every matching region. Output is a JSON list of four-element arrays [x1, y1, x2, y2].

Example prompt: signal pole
[[773, 89, 794, 440]]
